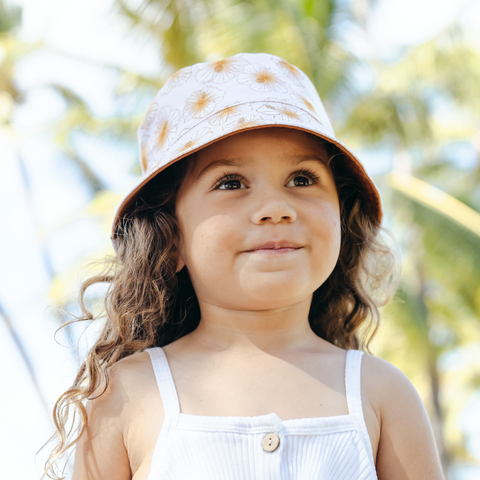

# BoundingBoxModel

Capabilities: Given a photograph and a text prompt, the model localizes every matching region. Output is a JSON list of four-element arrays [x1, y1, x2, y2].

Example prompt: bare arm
[[71, 351, 164, 480], [366, 355, 444, 480], [72, 362, 132, 480]]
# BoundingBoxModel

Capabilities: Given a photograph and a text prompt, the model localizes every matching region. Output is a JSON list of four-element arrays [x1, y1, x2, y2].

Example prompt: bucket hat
[[110, 52, 382, 249]]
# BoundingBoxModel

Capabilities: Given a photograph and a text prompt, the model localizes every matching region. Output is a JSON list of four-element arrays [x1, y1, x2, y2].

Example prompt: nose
[[251, 194, 297, 225]]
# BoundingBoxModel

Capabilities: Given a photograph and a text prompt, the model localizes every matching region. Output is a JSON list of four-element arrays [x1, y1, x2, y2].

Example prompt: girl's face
[[175, 127, 341, 312]]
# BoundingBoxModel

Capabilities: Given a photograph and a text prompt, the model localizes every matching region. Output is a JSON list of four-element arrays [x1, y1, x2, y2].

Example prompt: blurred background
[[1, 0, 480, 478]]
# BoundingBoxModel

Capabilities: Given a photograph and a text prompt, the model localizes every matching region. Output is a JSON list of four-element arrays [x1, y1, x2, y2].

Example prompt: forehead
[[191, 127, 330, 172]]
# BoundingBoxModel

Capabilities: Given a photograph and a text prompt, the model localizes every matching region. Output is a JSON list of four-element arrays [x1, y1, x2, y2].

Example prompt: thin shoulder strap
[[146, 347, 180, 419], [345, 350, 376, 473]]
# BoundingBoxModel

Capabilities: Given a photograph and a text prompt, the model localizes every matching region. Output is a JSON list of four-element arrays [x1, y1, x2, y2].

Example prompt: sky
[[1, 0, 480, 478]]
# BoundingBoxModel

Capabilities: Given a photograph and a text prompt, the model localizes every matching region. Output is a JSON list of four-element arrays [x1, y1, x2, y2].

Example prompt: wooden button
[[262, 433, 280, 452]]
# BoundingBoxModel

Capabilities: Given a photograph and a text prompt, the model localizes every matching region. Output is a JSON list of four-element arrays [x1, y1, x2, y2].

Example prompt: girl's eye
[[286, 169, 318, 187], [214, 174, 247, 190], [221, 180, 243, 190], [291, 176, 311, 187]]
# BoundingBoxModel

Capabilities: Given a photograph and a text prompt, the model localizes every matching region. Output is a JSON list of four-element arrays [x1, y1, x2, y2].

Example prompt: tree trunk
[[416, 260, 450, 477]]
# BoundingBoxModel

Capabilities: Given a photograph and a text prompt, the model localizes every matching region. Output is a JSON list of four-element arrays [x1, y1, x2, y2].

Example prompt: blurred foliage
[[2, 0, 480, 477], [0, 0, 23, 124]]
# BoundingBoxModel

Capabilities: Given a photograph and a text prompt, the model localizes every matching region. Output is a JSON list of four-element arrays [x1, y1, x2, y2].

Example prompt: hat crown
[[138, 53, 335, 178]]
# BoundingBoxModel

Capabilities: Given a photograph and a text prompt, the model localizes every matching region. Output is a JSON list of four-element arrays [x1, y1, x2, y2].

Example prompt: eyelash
[[293, 168, 319, 185], [213, 173, 247, 190], [213, 168, 320, 189]]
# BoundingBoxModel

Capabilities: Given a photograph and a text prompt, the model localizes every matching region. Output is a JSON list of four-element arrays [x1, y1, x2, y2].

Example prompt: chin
[[235, 276, 319, 310]]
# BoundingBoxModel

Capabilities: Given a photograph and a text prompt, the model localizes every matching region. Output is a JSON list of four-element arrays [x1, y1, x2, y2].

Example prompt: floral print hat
[[110, 52, 382, 248]]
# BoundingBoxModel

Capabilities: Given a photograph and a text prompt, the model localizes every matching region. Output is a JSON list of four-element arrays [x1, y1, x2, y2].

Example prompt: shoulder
[[73, 350, 162, 480], [360, 352, 429, 431], [107, 350, 156, 392], [82, 349, 160, 439], [360, 352, 435, 429], [89, 350, 155, 409], [109, 349, 155, 379], [360, 352, 444, 479], [93, 349, 164, 431], [360, 352, 419, 415]]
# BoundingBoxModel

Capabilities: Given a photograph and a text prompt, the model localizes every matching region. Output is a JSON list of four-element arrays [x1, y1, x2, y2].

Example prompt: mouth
[[246, 241, 303, 254]]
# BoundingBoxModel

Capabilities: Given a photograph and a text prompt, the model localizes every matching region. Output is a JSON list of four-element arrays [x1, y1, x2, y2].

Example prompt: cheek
[[309, 203, 342, 267], [182, 214, 238, 273]]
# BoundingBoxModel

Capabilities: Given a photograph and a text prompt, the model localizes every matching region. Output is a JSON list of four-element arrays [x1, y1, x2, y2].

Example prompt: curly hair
[[42, 134, 398, 479]]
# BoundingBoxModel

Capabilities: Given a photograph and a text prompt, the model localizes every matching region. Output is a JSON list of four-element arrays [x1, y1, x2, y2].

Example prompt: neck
[[189, 296, 319, 354]]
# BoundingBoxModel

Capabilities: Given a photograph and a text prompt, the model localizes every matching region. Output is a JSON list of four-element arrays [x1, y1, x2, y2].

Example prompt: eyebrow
[[290, 154, 330, 169], [195, 158, 247, 180], [195, 154, 330, 181]]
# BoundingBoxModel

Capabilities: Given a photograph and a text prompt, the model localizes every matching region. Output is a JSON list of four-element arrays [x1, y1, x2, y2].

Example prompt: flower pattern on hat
[[275, 58, 304, 87], [161, 66, 192, 94], [176, 127, 214, 155], [224, 115, 265, 132], [183, 86, 226, 122], [289, 92, 316, 113], [256, 103, 308, 123], [136, 53, 338, 174], [237, 64, 287, 93], [196, 57, 247, 84], [140, 101, 158, 129], [208, 102, 253, 126], [152, 106, 181, 153], [140, 134, 151, 173]]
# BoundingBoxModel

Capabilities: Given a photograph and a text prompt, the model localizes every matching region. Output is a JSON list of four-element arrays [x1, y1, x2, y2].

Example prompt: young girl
[[45, 53, 444, 480]]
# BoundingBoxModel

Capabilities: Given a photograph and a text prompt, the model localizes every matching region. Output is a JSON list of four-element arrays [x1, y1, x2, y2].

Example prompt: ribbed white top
[[145, 347, 377, 479]]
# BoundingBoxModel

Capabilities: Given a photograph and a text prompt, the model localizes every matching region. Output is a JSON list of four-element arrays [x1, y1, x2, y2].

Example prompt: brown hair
[[42, 134, 398, 479]]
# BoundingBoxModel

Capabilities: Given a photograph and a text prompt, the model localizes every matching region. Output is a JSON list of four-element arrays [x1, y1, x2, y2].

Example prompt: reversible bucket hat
[[111, 52, 382, 249]]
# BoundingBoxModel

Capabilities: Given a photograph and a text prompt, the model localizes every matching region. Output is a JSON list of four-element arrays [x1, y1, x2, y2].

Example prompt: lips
[[247, 241, 302, 252]]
